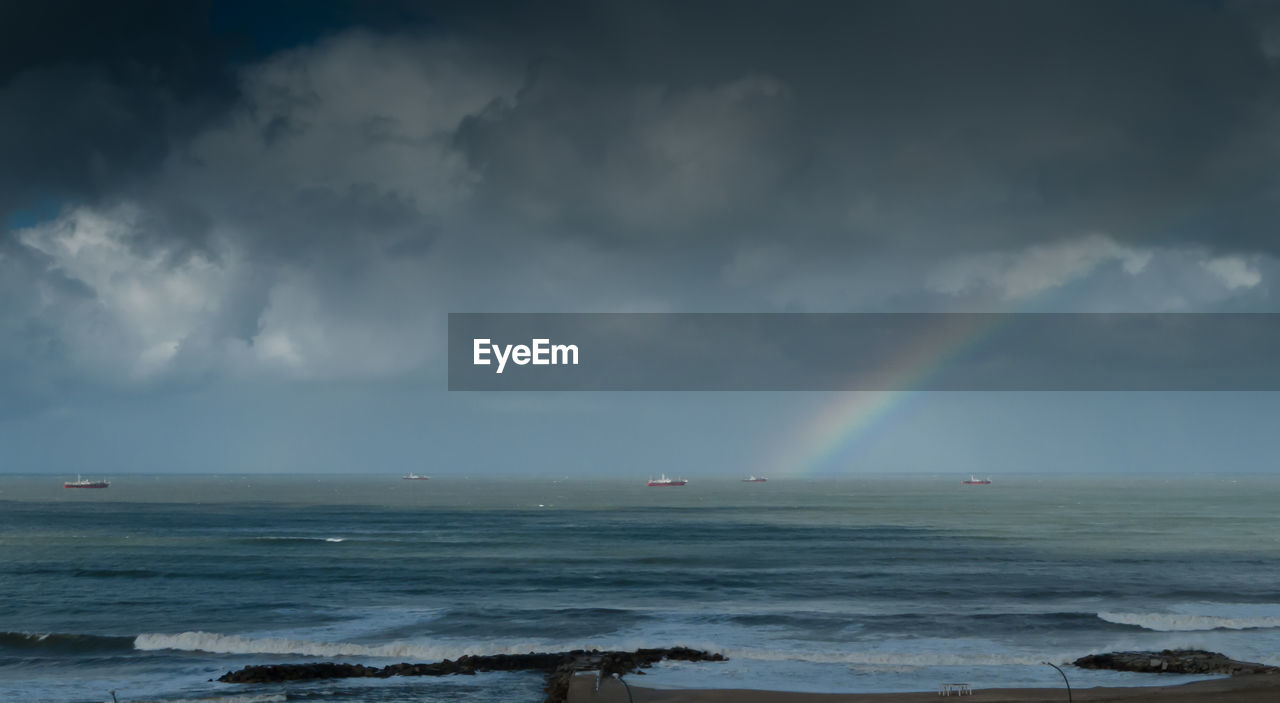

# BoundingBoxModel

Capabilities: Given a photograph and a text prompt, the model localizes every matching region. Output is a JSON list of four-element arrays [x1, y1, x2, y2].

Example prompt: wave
[[718, 647, 1077, 668], [726, 610, 1110, 635], [1097, 612, 1280, 632], [133, 630, 1088, 672], [134, 631, 568, 660], [242, 537, 348, 544], [0, 631, 135, 654], [122, 691, 288, 696]]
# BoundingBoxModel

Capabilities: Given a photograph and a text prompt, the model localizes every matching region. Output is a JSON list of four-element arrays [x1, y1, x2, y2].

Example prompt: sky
[[3, 0, 1280, 476]]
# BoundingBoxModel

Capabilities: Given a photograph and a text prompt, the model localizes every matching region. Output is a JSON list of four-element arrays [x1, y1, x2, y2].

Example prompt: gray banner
[[447, 313, 1280, 390]]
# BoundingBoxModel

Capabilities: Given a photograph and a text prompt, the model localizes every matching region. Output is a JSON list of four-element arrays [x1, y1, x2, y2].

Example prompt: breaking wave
[[1098, 612, 1280, 631], [134, 631, 565, 660], [132, 631, 1083, 672], [243, 537, 348, 544], [122, 691, 288, 696]]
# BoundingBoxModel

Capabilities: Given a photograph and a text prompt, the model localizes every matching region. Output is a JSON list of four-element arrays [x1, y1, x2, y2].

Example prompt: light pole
[[613, 673, 634, 703], [1043, 662, 1072, 703]]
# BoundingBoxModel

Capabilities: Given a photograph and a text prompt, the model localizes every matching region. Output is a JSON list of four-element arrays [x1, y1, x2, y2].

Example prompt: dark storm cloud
[[229, 183, 431, 260], [3, 0, 1280, 407], [7, 0, 1280, 258], [446, 0, 1280, 255], [0, 2, 237, 220], [0, 0, 430, 248]]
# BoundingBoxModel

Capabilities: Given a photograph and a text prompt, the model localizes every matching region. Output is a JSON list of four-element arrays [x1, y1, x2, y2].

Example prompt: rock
[[1073, 649, 1280, 676], [217, 646, 728, 703]]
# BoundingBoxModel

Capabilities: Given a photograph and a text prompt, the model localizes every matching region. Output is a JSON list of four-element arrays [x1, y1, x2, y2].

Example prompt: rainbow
[[761, 314, 1008, 478]]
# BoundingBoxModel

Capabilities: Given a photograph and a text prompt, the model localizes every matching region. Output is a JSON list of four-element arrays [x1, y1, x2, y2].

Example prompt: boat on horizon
[[962, 475, 992, 485], [402, 473, 430, 480], [64, 475, 110, 489], [742, 475, 767, 482], [647, 474, 687, 487]]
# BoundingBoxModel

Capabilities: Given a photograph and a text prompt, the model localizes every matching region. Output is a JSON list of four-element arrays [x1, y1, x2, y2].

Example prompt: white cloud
[[18, 204, 241, 380], [1202, 255, 1262, 290], [928, 233, 1152, 299], [14, 202, 455, 383], [3, 31, 529, 386], [247, 261, 442, 379]]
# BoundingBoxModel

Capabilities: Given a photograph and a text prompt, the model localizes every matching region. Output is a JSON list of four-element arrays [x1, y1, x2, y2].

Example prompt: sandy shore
[[568, 673, 1280, 703]]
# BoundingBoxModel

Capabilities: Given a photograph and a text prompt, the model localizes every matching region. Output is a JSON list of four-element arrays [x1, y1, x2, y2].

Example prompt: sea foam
[[135, 631, 593, 660], [1097, 612, 1280, 632]]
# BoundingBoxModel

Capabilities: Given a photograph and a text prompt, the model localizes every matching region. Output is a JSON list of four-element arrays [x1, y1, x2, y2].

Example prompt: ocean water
[[2, 474, 1279, 702]]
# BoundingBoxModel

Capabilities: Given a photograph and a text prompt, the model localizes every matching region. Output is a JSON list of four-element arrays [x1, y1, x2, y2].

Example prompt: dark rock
[[217, 646, 728, 703], [1073, 649, 1280, 676]]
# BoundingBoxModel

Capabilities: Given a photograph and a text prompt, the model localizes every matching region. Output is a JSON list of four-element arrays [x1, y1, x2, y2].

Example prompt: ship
[[64, 475, 110, 489], [647, 474, 688, 487], [402, 473, 430, 480], [742, 476, 767, 482], [962, 475, 992, 485]]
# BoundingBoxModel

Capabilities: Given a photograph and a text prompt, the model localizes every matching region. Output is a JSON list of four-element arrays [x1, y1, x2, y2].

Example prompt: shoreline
[[570, 674, 1280, 703]]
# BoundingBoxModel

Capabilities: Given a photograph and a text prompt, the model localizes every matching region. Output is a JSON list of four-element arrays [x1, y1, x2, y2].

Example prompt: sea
[[3, 474, 1280, 703]]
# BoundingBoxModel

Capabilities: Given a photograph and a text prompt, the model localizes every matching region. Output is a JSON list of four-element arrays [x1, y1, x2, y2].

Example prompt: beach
[[571, 675, 1280, 703]]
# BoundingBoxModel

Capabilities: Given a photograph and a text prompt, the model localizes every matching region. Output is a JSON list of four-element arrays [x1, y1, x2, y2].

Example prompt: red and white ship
[[647, 474, 687, 487], [742, 476, 767, 482], [402, 473, 430, 480], [64, 475, 110, 489], [962, 475, 992, 485]]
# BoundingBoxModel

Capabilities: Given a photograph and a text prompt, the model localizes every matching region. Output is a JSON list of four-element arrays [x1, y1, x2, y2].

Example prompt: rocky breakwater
[[218, 646, 726, 703], [1073, 649, 1280, 676]]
